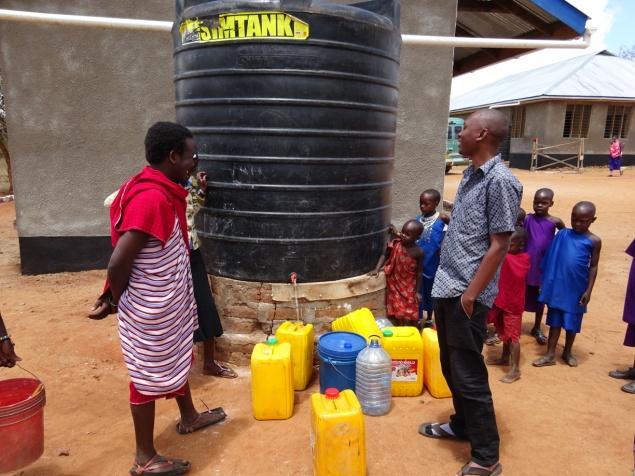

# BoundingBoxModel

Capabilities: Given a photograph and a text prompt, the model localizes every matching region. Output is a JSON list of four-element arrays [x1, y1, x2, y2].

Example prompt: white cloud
[[451, 0, 615, 97]]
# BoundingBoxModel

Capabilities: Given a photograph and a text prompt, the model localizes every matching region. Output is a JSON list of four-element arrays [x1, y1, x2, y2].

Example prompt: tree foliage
[[618, 45, 635, 60]]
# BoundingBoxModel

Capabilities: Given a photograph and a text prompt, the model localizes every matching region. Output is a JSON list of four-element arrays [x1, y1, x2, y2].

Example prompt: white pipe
[[0, 9, 172, 32], [0, 9, 591, 50], [402, 31, 591, 49]]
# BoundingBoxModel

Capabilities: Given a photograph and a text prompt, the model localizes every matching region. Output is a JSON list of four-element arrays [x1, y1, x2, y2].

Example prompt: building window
[[562, 104, 592, 138], [510, 106, 526, 138], [604, 105, 631, 138]]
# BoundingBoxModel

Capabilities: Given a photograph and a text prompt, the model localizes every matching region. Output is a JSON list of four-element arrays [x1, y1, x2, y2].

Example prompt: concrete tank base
[[207, 274, 387, 366]]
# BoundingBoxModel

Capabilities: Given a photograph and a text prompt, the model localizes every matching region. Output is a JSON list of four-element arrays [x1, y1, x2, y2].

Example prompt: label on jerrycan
[[180, 12, 310, 44]]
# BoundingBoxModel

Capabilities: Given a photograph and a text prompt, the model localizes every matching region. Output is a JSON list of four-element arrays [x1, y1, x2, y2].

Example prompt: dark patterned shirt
[[432, 155, 522, 307]]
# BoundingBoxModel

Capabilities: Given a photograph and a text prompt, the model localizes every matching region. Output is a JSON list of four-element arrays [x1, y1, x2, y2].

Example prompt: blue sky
[[604, 0, 635, 53]]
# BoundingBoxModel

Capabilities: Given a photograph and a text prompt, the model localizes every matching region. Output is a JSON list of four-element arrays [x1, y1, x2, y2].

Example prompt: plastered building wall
[[1, 0, 454, 273]]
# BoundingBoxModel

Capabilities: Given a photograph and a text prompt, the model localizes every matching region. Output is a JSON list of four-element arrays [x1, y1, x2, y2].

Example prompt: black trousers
[[435, 296, 500, 467]]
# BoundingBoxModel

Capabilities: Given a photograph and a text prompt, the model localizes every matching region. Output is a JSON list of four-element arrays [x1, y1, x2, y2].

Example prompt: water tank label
[[391, 360, 418, 382], [180, 12, 310, 44]]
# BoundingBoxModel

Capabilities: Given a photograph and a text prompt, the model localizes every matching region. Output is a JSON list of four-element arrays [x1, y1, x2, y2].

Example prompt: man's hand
[[196, 171, 208, 192], [460, 293, 475, 319], [0, 339, 21, 368], [579, 291, 591, 306], [87, 298, 115, 320], [415, 292, 422, 303]]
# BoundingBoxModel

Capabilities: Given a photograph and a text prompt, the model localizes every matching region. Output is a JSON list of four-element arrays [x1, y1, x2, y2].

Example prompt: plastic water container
[[355, 336, 392, 416], [318, 331, 366, 393], [375, 317, 393, 330], [0, 378, 46, 473], [275, 321, 314, 391], [250, 337, 294, 420], [382, 327, 424, 397], [422, 328, 452, 398], [331, 307, 381, 343], [311, 388, 366, 476]]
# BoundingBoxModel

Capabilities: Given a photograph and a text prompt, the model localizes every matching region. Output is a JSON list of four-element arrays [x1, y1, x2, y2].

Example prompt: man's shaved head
[[470, 109, 509, 143]]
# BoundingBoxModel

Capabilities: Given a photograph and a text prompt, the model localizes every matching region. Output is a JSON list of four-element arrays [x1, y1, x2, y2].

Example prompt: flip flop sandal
[[418, 422, 466, 441], [130, 454, 191, 476], [532, 356, 556, 367], [532, 329, 547, 345], [204, 362, 238, 379], [609, 368, 635, 380], [177, 407, 227, 435], [458, 462, 503, 475]]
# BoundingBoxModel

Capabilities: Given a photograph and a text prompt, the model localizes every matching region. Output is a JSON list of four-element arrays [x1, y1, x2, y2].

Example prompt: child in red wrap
[[486, 229, 530, 383], [371, 220, 424, 325]]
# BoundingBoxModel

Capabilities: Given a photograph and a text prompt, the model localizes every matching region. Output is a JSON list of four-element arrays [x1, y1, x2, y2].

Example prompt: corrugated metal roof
[[450, 52, 635, 112], [454, 0, 589, 74]]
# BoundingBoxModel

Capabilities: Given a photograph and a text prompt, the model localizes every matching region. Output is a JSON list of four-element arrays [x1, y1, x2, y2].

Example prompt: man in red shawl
[[107, 122, 225, 476]]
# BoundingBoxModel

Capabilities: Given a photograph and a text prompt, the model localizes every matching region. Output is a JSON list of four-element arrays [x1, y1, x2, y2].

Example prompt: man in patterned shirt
[[419, 109, 522, 476]]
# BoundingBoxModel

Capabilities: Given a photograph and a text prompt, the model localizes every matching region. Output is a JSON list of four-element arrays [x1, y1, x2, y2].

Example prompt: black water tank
[[173, 0, 401, 282]]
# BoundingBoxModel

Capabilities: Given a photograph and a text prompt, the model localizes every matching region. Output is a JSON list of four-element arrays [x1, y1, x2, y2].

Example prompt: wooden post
[[530, 138, 538, 171], [578, 138, 584, 173]]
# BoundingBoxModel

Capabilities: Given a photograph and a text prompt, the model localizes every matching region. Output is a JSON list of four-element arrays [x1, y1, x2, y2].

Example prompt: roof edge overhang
[[451, 95, 635, 114], [527, 0, 588, 36]]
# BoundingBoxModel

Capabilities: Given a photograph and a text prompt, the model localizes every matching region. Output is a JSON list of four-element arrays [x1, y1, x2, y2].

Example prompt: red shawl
[[109, 166, 188, 248]]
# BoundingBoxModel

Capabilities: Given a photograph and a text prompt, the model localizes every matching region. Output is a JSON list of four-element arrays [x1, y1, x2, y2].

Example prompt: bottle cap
[[266, 336, 278, 345], [382, 329, 393, 337], [325, 388, 340, 399]]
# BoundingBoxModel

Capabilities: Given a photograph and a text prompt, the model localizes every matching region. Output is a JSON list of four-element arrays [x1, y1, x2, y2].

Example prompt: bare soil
[[1, 166, 633, 475]]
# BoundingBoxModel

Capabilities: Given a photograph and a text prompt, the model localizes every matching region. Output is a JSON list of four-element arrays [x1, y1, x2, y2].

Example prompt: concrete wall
[[508, 101, 635, 168], [392, 0, 456, 227], [0, 1, 175, 273], [1, 0, 455, 273]]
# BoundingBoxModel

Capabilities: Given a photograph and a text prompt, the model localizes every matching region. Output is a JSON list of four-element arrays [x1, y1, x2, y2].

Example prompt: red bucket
[[0, 378, 46, 473]]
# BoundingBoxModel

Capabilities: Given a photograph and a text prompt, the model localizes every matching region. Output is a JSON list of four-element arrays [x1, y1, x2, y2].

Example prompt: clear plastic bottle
[[355, 336, 392, 416], [375, 317, 393, 330]]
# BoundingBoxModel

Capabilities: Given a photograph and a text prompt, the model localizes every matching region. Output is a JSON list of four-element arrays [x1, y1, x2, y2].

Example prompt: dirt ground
[[1, 166, 633, 475]]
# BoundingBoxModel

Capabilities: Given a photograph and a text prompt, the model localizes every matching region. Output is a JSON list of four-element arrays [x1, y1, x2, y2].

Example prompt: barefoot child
[[533, 201, 601, 368], [372, 220, 424, 326], [524, 188, 565, 344], [415, 189, 448, 327], [486, 229, 530, 383]]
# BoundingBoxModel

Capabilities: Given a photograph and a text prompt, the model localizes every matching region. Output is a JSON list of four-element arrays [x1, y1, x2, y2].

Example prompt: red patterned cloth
[[110, 166, 188, 248], [385, 239, 419, 321], [102, 166, 189, 295]]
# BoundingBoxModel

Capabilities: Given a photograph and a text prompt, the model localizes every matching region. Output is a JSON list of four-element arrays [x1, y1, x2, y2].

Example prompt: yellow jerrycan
[[421, 328, 452, 398], [251, 336, 294, 420], [331, 308, 381, 343], [275, 321, 315, 391], [381, 327, 424, 397], [310, 388, 366, 476]]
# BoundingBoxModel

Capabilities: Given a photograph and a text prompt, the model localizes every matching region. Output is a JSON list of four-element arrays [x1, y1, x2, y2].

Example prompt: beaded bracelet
[[0, 335, 11, 343]]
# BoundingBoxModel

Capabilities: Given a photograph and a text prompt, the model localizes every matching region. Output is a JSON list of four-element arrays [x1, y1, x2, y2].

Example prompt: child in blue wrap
[[533, 201, 602, 368], [415, 189, 449, 328]]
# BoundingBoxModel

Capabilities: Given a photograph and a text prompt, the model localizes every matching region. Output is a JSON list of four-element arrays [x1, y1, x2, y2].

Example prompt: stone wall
[[210, 274, 386, 365]]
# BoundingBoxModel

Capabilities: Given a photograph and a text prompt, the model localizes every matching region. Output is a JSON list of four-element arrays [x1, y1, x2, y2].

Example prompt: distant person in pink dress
[[609, 238, 635, 393], [608, 136, 624, 177], [523, 188, 565, 344]]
